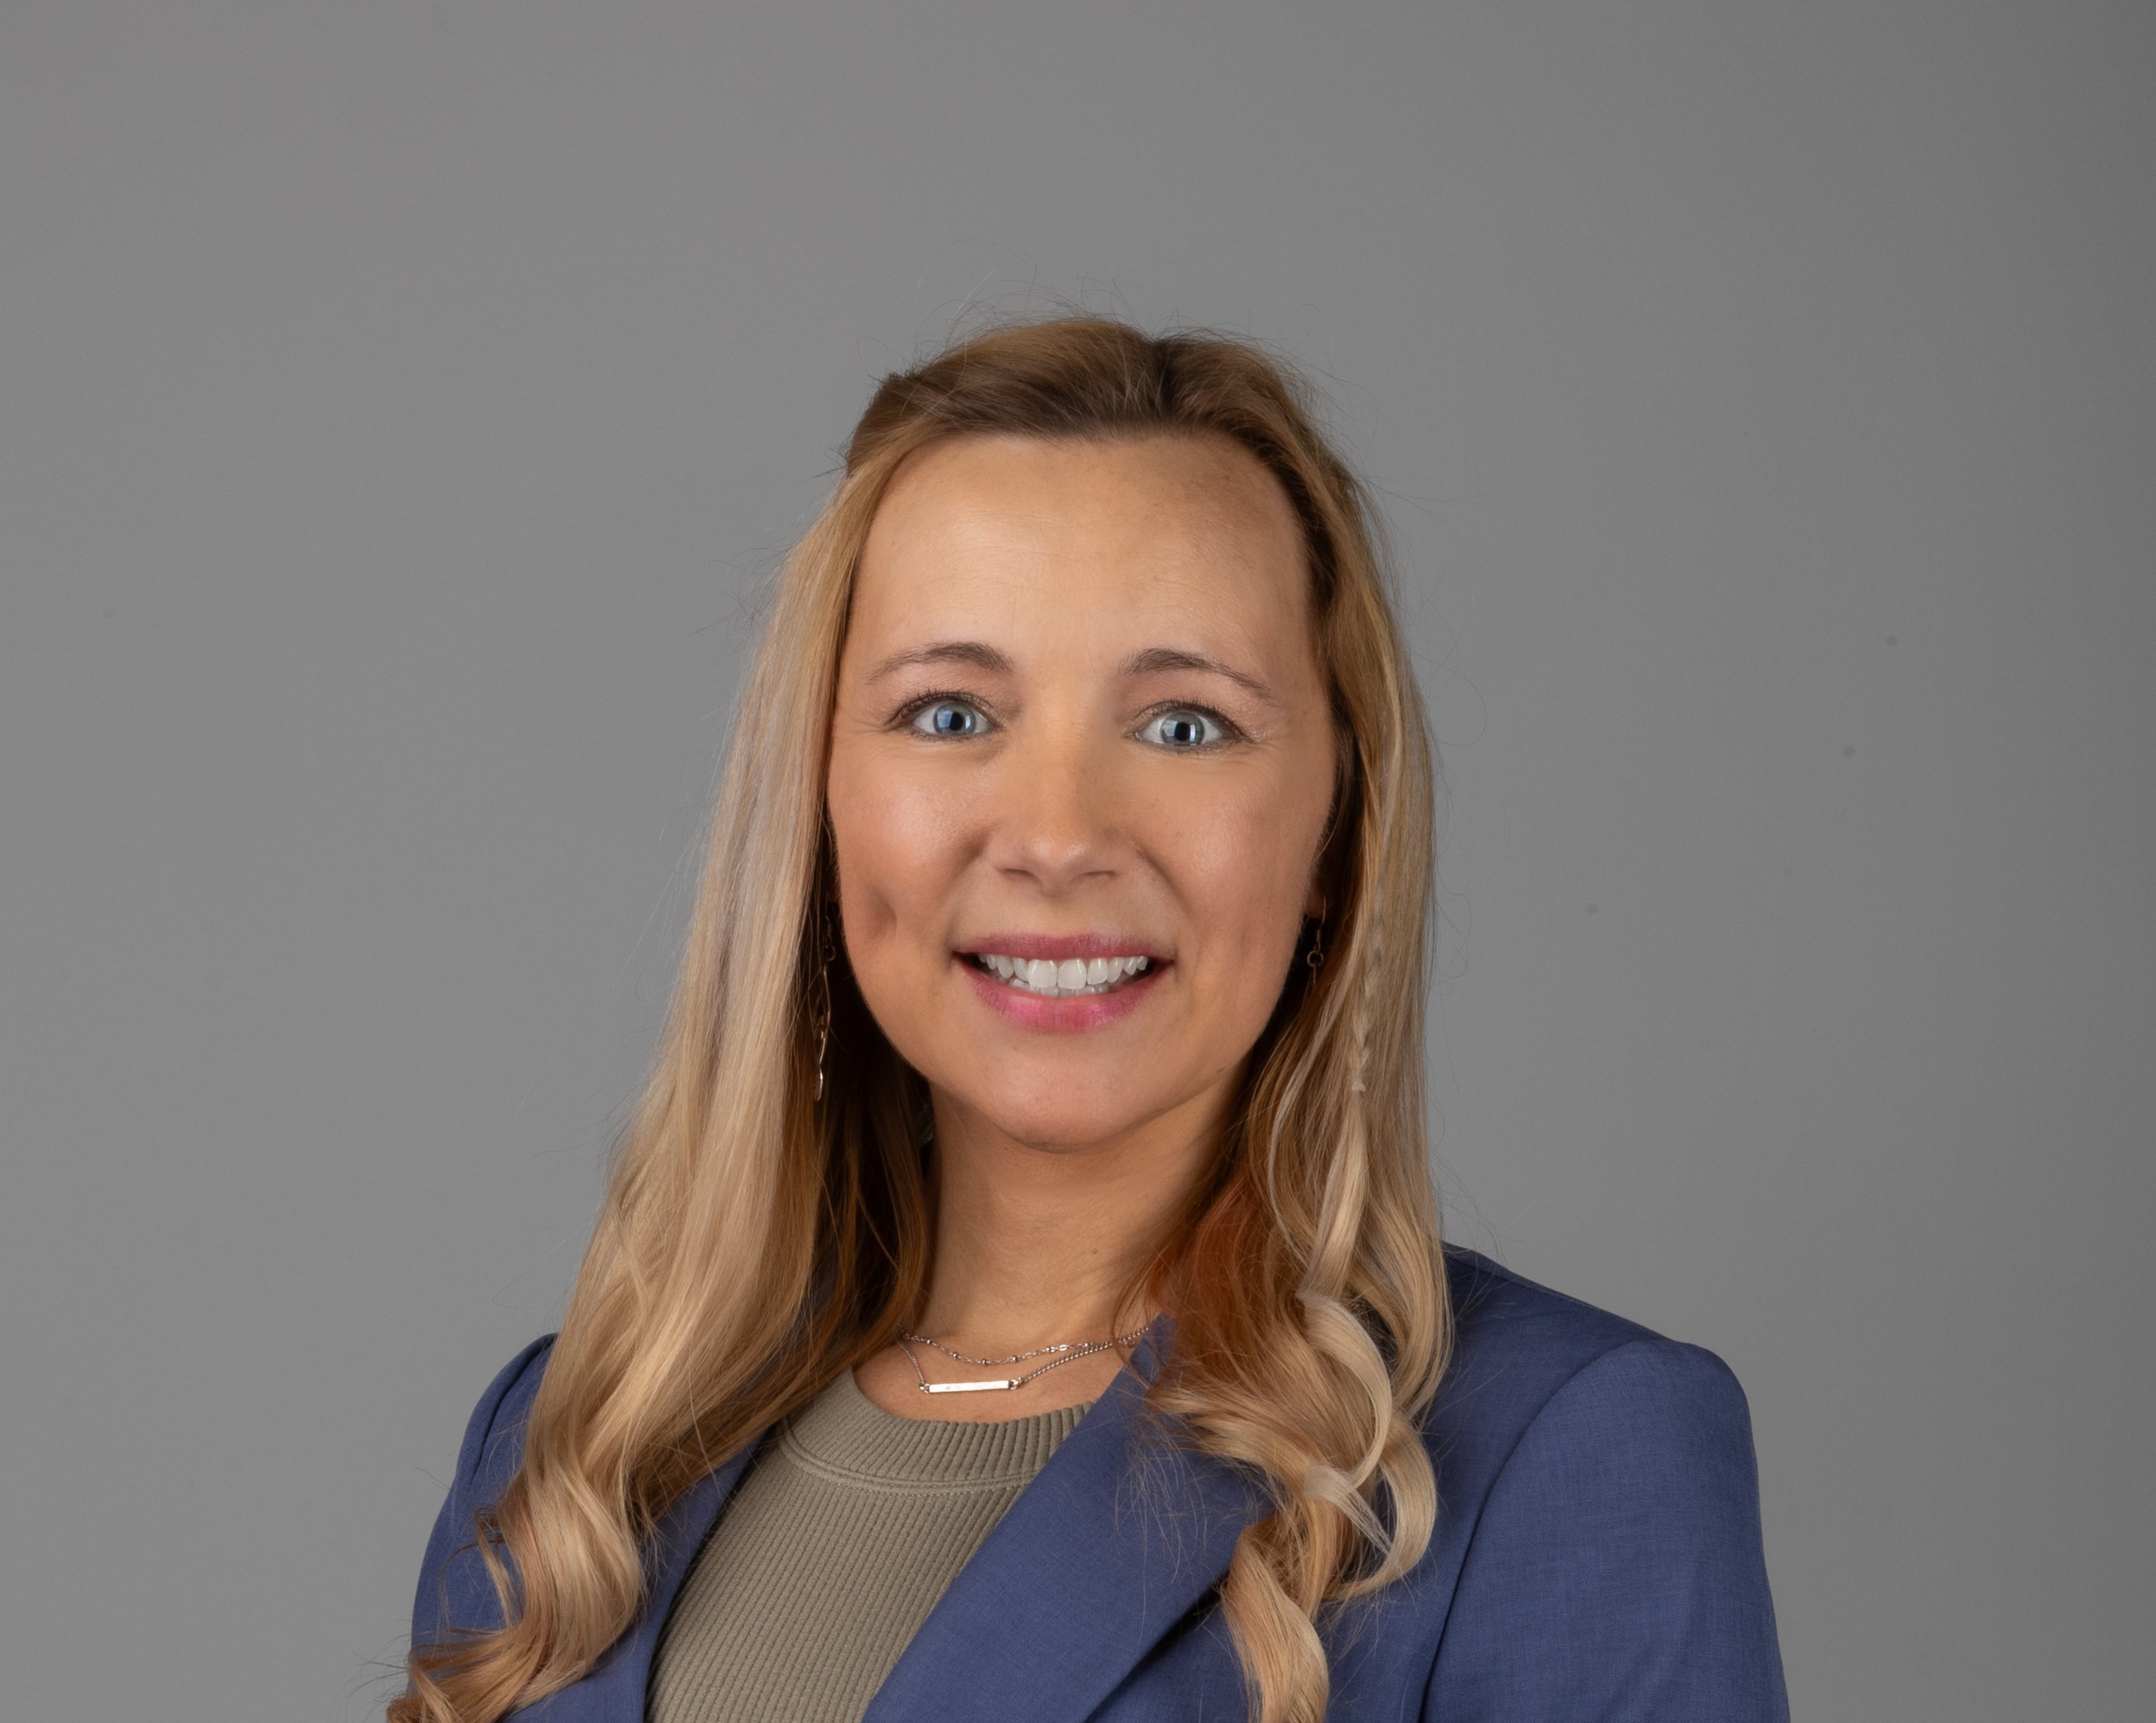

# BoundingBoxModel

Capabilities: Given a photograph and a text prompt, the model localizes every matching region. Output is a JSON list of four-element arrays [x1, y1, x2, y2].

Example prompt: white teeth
[[971, 952, 1156, 997]]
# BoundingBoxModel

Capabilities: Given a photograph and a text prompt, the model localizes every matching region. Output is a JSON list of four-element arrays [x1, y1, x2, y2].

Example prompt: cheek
[[827, 747, 970, 961], [1159, 781, 1325, 1012]]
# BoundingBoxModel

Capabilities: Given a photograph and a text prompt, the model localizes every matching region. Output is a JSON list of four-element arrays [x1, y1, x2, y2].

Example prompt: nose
[[985, 715, 1128, 896]]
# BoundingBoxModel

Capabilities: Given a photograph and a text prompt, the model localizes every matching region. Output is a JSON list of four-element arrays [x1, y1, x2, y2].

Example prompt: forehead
[[848, 433, 1313, 658]]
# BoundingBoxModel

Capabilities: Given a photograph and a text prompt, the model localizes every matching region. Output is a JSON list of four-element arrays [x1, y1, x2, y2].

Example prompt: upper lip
[[955, 933, 1169, 962]]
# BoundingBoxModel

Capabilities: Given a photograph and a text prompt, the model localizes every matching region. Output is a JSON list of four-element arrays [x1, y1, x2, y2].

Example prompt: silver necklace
[[895, 1325, 1149, 1394]]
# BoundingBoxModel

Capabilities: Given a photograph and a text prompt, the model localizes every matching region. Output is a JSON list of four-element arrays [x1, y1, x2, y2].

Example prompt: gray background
[[2, 2, 2149, 1718]]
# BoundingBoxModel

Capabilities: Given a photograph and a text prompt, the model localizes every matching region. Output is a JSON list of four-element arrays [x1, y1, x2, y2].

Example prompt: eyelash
[[893, 689, 994, 737], [1133, 703, 1238, 749], [890, 692, 1245, 748]]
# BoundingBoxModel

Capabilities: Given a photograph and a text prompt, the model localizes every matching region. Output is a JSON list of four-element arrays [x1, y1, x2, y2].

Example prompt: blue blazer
[[409, 1249, 1788, 1721]]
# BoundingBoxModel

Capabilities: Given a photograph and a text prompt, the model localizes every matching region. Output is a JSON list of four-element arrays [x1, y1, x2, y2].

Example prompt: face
[[825, 433, 1337, 1153]]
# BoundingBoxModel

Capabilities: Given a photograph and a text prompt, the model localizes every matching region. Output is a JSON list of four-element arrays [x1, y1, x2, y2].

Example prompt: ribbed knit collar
[[778, 1368, 1092, 1489]]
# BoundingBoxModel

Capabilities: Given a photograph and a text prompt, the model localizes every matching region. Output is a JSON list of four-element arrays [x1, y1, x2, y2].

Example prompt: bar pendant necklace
[[897, 1326, 1149, 1394]]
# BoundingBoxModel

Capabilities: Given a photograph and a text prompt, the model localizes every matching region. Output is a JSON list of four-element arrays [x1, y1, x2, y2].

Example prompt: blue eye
[[1141, 709, 1222, 749], [911, 698, 987, 737]]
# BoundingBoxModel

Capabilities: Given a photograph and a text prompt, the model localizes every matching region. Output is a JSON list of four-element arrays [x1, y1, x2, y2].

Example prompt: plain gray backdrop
[[2, 2, 2149, 1718]]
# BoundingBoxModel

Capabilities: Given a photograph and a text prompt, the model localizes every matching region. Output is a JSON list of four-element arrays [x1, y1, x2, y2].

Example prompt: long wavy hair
[[393, 317, 1449, 1723]]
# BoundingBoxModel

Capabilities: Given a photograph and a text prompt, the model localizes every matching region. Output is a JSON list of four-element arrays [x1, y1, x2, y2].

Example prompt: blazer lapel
[[515, 1444, 757, 1723], [864, 1332, 1266, 1723]]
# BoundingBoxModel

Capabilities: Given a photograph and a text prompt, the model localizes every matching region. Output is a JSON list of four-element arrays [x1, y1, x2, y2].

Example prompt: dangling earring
[[813, 902, 835, 1103], [1306, 916, 1326, 976]]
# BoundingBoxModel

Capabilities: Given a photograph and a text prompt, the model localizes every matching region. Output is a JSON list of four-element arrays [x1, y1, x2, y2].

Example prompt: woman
[[394, 318, 1788, 1723]]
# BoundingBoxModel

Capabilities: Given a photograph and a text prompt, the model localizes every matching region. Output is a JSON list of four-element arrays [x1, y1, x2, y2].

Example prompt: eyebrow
[[1121, 646, 1282, 708], [866, 641, 1015, 682], [866, 638, 1281, 708]]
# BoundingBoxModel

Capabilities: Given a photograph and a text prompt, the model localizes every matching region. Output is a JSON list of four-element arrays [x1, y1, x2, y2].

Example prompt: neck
[[913, 1080, 1232, 1350]]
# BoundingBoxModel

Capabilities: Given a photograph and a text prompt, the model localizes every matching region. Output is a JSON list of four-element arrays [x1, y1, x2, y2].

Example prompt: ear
[[1304, 888, 1327, 921]]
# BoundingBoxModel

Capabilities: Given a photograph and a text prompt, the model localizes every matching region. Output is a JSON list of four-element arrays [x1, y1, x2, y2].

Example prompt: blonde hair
[[393, 317, 1449, 1723]]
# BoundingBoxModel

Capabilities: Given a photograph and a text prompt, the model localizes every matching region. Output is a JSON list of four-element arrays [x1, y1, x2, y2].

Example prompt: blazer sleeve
[[1426, 1337, 1789, 1722], [409, 1337, 555, 1652]]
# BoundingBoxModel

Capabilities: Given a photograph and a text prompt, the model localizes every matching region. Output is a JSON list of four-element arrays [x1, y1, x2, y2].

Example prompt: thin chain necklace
[[895, 1324, 1150, 1394]]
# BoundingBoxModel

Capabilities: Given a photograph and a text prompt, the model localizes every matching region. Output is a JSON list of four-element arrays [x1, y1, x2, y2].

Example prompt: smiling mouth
[[967, 952, 1155, 999]]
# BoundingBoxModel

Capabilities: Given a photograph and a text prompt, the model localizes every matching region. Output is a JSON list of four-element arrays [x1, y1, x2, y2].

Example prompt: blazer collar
[[519, 1325, 1265, 1723], [864, 1327, 1266, 1723]]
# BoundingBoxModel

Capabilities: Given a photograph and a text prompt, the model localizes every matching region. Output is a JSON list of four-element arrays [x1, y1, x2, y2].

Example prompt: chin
[[978, 1097, 1150, 1152], [946, 1071, 1182, 1154]]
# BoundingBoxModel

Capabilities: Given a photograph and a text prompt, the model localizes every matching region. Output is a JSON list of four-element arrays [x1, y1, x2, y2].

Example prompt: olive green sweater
[[648, 1370, 1090, 1723]]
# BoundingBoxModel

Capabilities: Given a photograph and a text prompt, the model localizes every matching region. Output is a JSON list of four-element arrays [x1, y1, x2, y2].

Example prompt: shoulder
[[1409, 1249, 1786, 1721], [448, 1334, 555, 1503], [1427, 1246, 1765, 1576], [1430, 1246, 1754, 1472], [409, 1335, 555, 1644]]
